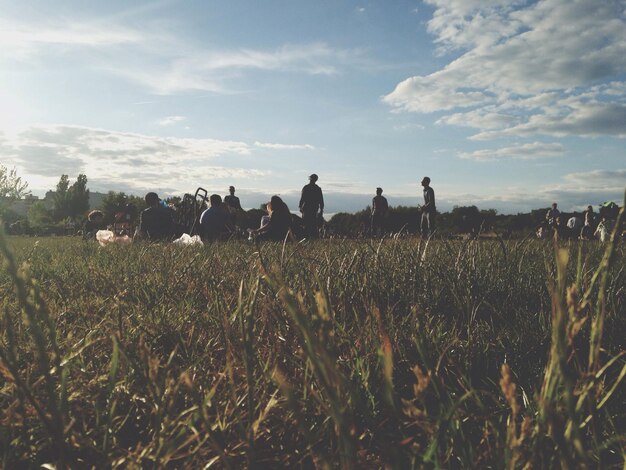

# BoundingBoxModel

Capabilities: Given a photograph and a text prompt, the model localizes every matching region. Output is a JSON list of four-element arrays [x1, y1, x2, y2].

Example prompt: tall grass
[[0, 207, 624, 468]]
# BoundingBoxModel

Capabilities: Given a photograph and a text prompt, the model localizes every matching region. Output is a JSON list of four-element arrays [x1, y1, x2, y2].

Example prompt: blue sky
[[1, 0, 624, 214]]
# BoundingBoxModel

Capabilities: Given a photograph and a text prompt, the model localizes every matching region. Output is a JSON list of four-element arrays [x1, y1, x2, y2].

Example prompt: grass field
[[0, 227, 624, 468]]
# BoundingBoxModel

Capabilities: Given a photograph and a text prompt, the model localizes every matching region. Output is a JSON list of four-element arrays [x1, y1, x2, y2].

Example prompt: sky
[[0, 0, 624, 214]]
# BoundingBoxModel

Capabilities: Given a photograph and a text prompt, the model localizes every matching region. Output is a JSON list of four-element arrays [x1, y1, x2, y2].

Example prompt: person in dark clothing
[[83, 210, 106, 240], [250, 195, 292, 241], [299, 174, 324, 239], [581, 205, 596, 239], [545, 202, 560, 228], [135, 192, 175, 241], [224, 186, 242, 211], [371, 187, 388, 236], [420, 177, 435, 238], [200, 194, 232, 240]]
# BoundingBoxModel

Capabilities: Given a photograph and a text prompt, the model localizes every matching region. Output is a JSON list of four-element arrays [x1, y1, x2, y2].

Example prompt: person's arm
[[299, 187, 306, 212], [372, 197, 376, 215], [319, 187, 324, 213]]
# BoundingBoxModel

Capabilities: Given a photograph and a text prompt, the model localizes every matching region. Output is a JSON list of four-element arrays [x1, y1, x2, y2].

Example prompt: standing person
[[135, 192, 175, 241], [299, 174, 324, 239], [371, 187, 388, 236], [546, 202, 560, 228], [581, 205, 596, 239], [224, 186, 242, 211], [420, 177, 435, 238], [224, 185, 243, 228]]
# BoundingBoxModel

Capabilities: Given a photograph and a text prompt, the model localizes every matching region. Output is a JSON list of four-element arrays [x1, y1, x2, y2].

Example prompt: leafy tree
[[99, 191, 146, 224], [53, 175, 71, 220], [0, 165, 30, 214], [28, 201, 54, 227], [68, 174, 89, 219]]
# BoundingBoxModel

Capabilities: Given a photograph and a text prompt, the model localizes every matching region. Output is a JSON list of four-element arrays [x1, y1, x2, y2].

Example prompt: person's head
[[145, 192, 160, 207], [209, 194, 222, 207], [229, 185, 235, 195], [269, 195, 285, 212], [587, 205, 593, 212], [552, 202, 558, 209], [88, 210, 104, 222], [309, 174, 318, 183], [421, 176, 431, 187], [376, 187, 383, 196]]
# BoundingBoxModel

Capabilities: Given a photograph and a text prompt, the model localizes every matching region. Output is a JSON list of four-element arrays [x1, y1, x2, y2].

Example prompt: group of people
[[82, 174, 438, 242], [539, 201, 618, 242], [99, 174, 326, 242], [370, 177, 435, 237]]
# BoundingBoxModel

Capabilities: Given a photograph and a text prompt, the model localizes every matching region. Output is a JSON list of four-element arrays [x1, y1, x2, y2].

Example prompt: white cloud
[[157, 116, 187, 126], [459, 142, 564, 161], [436, 108, 517, 129], [0, 17, 145, 60], [0, 14, 362, 95], [254, 141, 315, 150], [385, 0, 626, 140], [471, 101, 626, 140], [0, 125, 267, 194], [561, 169, 626, 189]]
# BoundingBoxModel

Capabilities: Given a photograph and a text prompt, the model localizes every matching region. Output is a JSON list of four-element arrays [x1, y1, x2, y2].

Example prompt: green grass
[[0, 226, 624, 468]]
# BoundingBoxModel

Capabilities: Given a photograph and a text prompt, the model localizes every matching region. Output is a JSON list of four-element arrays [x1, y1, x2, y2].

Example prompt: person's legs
[[303, 211, 318, 238], [420, 212, 429, 237]]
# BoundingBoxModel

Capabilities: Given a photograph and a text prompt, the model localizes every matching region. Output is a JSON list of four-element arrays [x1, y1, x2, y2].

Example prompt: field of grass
[[0, 226, 624, 468]]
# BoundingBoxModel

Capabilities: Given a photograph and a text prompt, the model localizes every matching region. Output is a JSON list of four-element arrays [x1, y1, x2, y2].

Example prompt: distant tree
[[99, 191, 146, 224], [451, 205, 482, 233], [53, 175, 71, 220], [68, 174, 89, 219], [28, 201, 54, 227], [0, 165, 30, 215]]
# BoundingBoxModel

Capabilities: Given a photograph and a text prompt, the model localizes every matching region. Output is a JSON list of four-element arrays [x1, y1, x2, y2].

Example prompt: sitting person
[[135, 192, 176, 241], [83, 210, 106, 240], [199, 194, 232, 240], [249, 195, 292, 241], [594, 217, 615, 242]]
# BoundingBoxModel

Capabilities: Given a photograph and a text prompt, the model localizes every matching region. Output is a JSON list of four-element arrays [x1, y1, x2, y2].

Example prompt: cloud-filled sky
[[0, 0, 624, 213]]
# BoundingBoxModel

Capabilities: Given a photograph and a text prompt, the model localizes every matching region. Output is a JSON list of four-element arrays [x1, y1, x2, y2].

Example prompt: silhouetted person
[[200, 194, 232, 240], [224, 186, 242, 211], [546, 202, 560, 228], [371, 187, 388, 236], [83, 210, 105, 240], [135, 192, 175, 241], [299, 174, 324, 239], [581, 205, 595, 239], [420, 176, 435, 237], [250, 195, 292, 241]]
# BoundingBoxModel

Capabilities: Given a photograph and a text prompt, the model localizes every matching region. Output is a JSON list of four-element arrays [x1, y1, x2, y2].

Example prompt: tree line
[[0, 166, 588, 237]]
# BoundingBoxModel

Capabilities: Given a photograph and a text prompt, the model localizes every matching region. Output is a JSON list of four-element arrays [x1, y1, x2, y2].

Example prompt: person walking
[[371, 187, 388, 236], [299, 174, 324, 239], [420, 177, 435, 238]]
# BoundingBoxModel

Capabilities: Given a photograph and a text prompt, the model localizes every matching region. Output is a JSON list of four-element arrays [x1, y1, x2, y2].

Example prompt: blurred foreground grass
[[0, 229, 624, 468]]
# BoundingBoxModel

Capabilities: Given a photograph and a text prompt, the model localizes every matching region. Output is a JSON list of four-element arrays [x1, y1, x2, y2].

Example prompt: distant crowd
[[538, 201, 620, 242], [78, 174, 621, 243]]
